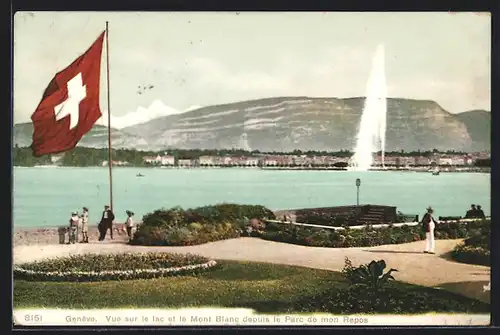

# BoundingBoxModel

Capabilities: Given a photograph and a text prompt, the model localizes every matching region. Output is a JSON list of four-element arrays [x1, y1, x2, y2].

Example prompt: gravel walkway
[[13, 237, 490, 303]]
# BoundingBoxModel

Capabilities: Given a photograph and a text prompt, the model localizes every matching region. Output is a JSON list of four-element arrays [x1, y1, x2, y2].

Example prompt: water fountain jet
[[348, 44, 387, 171]]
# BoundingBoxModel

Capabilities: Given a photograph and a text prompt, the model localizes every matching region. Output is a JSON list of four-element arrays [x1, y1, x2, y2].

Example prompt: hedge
[[261, 220, 489, 248], [131, 202, 490, 250], [132, 204, 275, 246], [451, 224, 490, 266]]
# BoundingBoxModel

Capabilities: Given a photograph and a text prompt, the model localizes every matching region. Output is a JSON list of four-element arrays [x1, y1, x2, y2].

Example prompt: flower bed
[[14, 252, 218, 282]]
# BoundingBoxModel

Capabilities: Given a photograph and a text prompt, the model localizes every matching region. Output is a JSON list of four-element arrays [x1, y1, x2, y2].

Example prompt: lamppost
[[356, 178, 361, 206]]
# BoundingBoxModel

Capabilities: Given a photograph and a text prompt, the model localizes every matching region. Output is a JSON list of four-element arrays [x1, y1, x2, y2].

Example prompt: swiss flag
[[30, 31, 106, 157]]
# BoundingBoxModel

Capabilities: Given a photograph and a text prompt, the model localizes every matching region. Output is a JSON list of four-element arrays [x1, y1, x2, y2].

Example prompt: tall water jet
[[349, 44, 387, 171], [238, 132, 252, 152]]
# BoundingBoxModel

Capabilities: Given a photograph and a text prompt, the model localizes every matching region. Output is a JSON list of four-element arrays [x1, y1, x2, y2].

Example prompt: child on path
[[80, 207, 89, 243], [125, 210, 135, 242], [69, 211, 80, 244]]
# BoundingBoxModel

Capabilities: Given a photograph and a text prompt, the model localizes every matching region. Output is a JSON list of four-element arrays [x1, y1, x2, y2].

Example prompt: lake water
[[13, 167, 490, 228]]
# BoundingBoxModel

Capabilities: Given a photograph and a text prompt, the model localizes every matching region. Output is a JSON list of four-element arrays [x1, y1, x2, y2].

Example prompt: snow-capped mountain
[[97, 100, 185, 129], [184, 105, 203, 112]]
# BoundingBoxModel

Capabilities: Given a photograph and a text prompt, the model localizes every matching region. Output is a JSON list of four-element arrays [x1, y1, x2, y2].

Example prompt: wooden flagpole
[[105, 21, 114, 212]]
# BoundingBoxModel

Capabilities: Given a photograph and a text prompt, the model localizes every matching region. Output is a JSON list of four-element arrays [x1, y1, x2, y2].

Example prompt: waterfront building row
[[140, 153, 488, 167]]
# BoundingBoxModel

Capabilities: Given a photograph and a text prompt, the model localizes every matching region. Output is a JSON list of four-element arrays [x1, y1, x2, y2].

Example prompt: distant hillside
[[13, 97, 491, 152], [122, 96, 489, 152], [455, 110, 490, 152], [13, 123, 151, 150]]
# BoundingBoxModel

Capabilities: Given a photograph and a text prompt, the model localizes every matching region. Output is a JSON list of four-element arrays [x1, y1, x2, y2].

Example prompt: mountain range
[[13, 97, 490, 152], [96, 100, 193, 129]]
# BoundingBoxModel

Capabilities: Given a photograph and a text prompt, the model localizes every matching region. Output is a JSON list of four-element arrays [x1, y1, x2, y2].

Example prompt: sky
[[13, 11, 491, 124]]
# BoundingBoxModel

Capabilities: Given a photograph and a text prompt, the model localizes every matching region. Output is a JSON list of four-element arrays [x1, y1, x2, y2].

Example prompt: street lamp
[[355, 178, 361, 206]]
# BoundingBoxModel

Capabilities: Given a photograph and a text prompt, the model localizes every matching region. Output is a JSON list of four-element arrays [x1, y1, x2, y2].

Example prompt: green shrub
[[232, 217, 250, 231], [141, 204, 274, 227], [261, 220, 490, 249], [309, 229, 332, 247], [132, 225, 170, 246], [451, 244, 490, 266], [134, 204, 274, 246], [265, 222, 283, 232], [450, 220, 490, 266], [456, 226, 468, 238], [464, 229, 490, 249], [187, 222, 203, 231], [342, 258, 398, 292], [167, 227, 193, 246], [184, 204, 276, 225], [142, 223, 241, 246]]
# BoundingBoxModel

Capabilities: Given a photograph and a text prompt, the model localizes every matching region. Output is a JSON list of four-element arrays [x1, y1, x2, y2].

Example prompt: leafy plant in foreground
[[342, 257, 398, 292]]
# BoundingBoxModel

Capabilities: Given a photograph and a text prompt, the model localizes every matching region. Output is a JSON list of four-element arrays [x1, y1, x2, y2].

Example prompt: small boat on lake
[[136, 173, 145, 177], [431, 168, 440, 175]]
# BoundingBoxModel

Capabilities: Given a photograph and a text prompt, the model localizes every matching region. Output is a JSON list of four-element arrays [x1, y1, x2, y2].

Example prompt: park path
[[13, 237, 490, 303]]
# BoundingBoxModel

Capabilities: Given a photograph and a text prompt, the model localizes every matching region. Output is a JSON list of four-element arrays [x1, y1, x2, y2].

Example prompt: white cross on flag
[[30, 31, 105, 157]]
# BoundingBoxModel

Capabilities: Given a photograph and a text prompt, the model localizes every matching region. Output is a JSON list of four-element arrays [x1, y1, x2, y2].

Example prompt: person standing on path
[[98, 205, 115, 241], [69, 211, 80, 244], [80, 207, 89, 243], [421, 206, 437, 254], [125, 210, 135, 242]]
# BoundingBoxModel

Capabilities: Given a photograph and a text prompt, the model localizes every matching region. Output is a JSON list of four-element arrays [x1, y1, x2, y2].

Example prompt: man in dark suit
[[98, 205, 115, 241], [421, 206, 437, 254]]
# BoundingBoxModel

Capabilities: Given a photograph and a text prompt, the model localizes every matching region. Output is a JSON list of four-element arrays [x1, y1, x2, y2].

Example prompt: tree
[[12, 146, 51, 166]]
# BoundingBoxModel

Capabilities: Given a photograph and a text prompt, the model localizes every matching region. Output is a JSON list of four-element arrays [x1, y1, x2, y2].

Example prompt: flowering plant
[[14, 252, 218, 282]]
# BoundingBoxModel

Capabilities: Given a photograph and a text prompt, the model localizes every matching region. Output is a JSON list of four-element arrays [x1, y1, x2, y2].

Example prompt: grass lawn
[[14, 261, 490, 314]]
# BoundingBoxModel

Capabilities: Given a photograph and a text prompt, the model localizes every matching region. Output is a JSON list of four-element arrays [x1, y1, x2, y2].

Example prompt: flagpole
[[105, 21, 114, 212]]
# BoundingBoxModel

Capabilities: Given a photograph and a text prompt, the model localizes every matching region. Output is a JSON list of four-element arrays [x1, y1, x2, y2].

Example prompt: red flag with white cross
[[30, 31, 105, 157]]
